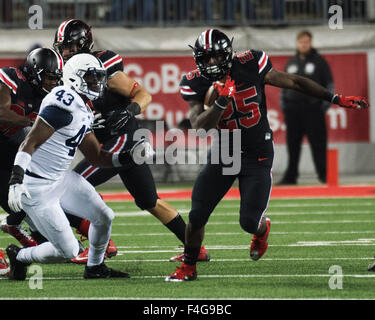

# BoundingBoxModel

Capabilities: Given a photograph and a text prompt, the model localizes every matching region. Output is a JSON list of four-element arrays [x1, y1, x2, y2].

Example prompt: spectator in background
[[277, 31, 334, 185], [272, 0, 285, 21]]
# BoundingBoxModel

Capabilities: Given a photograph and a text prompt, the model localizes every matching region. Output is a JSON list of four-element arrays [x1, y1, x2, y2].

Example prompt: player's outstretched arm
[[264, 69, 369, 109], [0, 84, 32, 127], [79, 131, 153, 168], [107, 72, 152, 113], [78, 132, 114, 168]]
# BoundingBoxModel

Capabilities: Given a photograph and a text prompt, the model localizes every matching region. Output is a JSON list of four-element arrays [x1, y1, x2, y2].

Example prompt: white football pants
[[16, 170, 114, 266]]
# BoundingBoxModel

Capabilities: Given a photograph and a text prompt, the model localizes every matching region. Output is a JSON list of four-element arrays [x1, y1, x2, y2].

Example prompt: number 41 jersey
[[28, 86, 94, 181], [180, 50, 274, 157]]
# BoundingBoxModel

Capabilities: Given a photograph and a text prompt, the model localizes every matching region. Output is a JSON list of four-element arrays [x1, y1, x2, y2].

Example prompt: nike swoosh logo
[[258, 158, 268, 162], [73, 255, 88, 261], [236, 83, 245, 88]]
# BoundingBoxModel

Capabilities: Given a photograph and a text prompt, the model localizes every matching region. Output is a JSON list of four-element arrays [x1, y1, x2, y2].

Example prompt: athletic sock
[[183, 246, 200, 265], [164, 214, 186, 244]]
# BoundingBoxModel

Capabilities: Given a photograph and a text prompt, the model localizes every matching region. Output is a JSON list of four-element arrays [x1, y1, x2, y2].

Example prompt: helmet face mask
[[77, 67, 106, 100], [62, 53, 107, 101], [192, 29, 233, 82]]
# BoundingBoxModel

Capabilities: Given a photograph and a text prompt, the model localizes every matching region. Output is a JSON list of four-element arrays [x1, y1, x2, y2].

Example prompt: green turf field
[[0, 197, 375, 300]]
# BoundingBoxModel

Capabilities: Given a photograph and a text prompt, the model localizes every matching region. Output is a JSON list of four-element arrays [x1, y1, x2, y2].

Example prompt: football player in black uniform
[[0, 48, 63, 247], [50, 19, 209, 263], [166, 29, 368, 281]]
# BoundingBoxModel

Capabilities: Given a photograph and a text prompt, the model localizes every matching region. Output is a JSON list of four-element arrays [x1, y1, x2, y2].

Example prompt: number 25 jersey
[[180, 50, 273, 156], [28, 86, 94, 181]]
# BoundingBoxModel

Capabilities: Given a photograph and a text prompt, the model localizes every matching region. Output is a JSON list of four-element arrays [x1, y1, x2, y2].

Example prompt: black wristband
[[126, 102, 141, 117], [9, 165, 25, 185], [214, 96, 229, 111]]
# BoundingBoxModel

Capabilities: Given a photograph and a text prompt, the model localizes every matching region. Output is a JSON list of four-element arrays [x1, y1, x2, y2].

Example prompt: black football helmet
[[53, 19, 94, 60], [191, 29, 233, 81], [22, 48, 63, 93]]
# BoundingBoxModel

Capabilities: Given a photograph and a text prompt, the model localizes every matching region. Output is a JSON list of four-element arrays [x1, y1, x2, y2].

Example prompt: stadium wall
[[0, 25, 373, 179]]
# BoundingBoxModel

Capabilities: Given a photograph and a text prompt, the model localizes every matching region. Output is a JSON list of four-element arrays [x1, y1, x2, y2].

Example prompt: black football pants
[[189, 149, 274, 235], [282, 104, 327, 182], [73, 133, 159, 211]]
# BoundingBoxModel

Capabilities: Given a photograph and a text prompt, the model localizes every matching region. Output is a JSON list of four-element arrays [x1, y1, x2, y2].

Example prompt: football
[[203, 80, 230, 110]]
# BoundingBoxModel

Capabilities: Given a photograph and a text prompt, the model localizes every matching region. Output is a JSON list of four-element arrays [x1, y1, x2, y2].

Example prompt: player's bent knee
[[189, 210, 209, 230], [58, 239, 80, 259], [92, 206, 114, 226], [137, 197, 158, 211], [239, 214, 260, 234]]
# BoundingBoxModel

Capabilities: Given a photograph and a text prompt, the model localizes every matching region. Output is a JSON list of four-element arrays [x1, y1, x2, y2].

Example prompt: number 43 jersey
[[180, 50, 274, 157], [28, 86, 94, 181]]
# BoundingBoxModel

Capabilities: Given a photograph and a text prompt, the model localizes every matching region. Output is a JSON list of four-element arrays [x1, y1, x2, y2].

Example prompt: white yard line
[[1, 274, 374, 281], [107, 257, 373, 263]]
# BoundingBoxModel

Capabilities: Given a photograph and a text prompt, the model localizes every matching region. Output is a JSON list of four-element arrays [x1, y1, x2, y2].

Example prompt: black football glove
[[106, 102, 141, 135]]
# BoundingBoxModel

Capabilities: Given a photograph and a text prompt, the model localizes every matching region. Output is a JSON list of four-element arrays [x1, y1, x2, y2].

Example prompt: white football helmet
[[62, 53, 106, 100]]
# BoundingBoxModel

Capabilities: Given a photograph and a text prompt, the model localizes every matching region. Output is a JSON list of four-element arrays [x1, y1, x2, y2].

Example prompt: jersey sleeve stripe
[[81, 166, 99, 179], [258, 53, 269, 74], [110, 134, 127, 153], [0, 70, 17, 94], [103, 55, 122, 69], [180, 88, 196, 95]]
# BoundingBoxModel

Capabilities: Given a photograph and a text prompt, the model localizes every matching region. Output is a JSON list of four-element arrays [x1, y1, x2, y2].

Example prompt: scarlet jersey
[[180, 50, 274, 156], [89, 50, 134, 143], [0, 67, 45, 145]]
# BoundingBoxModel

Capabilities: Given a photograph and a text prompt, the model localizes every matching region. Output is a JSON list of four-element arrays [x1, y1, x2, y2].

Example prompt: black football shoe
[[6, 244, 31, 281], [83, 262, 130, 279]]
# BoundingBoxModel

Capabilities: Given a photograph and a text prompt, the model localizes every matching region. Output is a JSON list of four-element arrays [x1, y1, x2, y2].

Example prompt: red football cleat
[[0, 251, 10, 276], [250, 217, 271, 261], [105, 238, 118, 258], [1, 221, 37, 248], [165, 263, 197, 282], [71, 238, 117, 264], [169, 246, 210, 262]]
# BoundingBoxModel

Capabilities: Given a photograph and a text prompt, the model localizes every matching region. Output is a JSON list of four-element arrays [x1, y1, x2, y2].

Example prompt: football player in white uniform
[[6, 53, 133, 280]]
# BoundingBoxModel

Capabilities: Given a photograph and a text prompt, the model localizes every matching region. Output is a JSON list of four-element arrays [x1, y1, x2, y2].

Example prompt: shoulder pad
[[251, 50, 272, 75], [94, 50, 123, 77], [40, 86, 79, 113], [179, 70, 211, 102], [0, 67, 22, 95]]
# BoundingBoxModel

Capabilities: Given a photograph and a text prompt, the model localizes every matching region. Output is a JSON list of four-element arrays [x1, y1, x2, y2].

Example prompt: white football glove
[[8, 183, 31, 213]]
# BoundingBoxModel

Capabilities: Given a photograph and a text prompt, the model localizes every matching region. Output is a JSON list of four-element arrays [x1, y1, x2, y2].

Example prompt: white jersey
[[28, 86, 93, 181]]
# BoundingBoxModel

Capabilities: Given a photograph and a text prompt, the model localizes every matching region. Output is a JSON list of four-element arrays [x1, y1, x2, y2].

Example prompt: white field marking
[[117, 241, 375, 253], [1, 274, 375, 281], [2, 209, 370, 220], [108, 211, 375, 217], [101, 230, 375, 238], [106, 257, 374, 263], [107, 201, 375, 209], [112, 220, 375, 227]]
